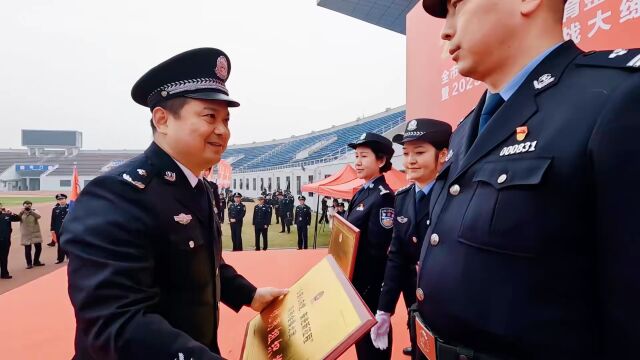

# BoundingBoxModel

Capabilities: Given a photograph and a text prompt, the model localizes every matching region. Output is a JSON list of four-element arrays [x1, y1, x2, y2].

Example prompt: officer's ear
[[437, 148, 448, 169], [151, 107, 170, 136]]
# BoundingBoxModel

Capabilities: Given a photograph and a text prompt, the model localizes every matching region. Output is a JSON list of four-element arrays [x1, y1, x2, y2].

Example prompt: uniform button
[[430, 233, 440, 246], [497, 174, 508, 184], [416, 288, 424, 301], [412, 236, 418, 243], [188, 240, 195, 248], [449, 184, 461, 196], [426, 219, 430, 226]]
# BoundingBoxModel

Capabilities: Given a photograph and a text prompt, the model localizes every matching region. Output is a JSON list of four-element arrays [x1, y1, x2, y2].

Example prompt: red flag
[[69, 165, 80, 211]]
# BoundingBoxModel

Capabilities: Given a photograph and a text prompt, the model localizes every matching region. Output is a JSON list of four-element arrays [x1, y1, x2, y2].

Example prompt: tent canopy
[[303, 165, 409, 199]]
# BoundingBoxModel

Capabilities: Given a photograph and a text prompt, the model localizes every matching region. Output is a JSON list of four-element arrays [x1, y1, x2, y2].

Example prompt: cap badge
[[174, 213, 192, 225], [164, 171, 176, 182], [360, 133, 366, 140], [407, 120, 418, 131], [215, 56, 229, 80], [533, 74, 555, 90], [516, 126, 528, 141]]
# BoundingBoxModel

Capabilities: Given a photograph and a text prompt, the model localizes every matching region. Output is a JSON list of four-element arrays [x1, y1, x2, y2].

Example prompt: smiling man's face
[[155, 98, 231, 172]]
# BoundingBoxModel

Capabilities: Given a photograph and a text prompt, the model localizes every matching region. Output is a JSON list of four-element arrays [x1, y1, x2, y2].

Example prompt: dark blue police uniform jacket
[[379, 183, 429, 314], [61, 142, 256, 360], [417, 41, 640, 359], [346, 176, 395, 302]]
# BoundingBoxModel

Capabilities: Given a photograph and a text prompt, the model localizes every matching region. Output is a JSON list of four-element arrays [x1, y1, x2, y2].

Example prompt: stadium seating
[[0, 107, 405, 182]]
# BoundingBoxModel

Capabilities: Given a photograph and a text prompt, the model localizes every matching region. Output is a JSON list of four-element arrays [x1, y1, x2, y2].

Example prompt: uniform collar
[[173, 159, 200, 188], [414, 180, 435, 196], [363, 175, 383, 189], [499, 42, 563, 101]]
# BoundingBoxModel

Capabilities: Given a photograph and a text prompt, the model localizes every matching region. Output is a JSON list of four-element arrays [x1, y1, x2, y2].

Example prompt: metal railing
[[234, 116, 405, 174]]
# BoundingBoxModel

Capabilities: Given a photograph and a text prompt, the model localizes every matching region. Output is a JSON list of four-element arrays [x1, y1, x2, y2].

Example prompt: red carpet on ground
[[0, 249, 409, 359]]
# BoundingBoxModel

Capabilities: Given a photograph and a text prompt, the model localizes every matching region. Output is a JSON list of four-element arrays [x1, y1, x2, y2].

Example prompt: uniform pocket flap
[[472, 158, 551, 189]]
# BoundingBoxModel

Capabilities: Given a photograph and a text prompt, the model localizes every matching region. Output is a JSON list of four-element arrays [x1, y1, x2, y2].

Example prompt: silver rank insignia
[[356, 203, 365, 211], [445, 149, 454, 162], [533, 74, 555, 89], [397, 216, 408, 224], [174, 213, 192, 225], [379, 185, 390, 195], [164, 171, 176, 182], [122, 173, 145, 189], [137, 169, 147, 176]]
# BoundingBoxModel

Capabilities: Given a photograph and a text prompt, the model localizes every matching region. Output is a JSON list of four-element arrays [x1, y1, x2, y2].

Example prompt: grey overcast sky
[[0, 1, 406, 149]]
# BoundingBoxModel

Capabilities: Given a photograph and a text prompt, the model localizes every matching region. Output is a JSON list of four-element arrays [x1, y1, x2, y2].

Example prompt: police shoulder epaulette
[[118, 161, 153, 190], [395, 183, 413, 196], [575, 48, 640, 71]]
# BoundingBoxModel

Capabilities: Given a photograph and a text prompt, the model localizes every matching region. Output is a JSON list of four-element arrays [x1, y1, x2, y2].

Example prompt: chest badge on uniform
[[174, 213, 192, 225], [397, 216, 408, 224], [356, 203, 365, 211], [516, 126, 528, 141], [164, 171, 176, 182], [533, 74, 555, 89], [379, 186, 390, 195], [380, 207, 394, 229]]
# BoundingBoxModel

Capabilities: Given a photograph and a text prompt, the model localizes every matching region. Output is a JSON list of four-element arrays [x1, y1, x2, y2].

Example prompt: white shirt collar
[[173, 159, 200, 188]]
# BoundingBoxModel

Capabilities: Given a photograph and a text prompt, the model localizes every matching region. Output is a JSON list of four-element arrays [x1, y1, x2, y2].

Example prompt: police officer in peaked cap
[[294, 195, 312, 250], [228, 192, 246, 251], [369, 119, 451, 357], [252, 194, 272, 251], [411, 0, 640, 359], [346, 132, 396, 360], [61, 48, 287, 359]]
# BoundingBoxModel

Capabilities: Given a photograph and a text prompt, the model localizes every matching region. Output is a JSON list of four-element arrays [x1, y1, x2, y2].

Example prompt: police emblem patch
[[215, 56, 229, 80], [380, 208, 394, 229], [407, 119, 418, 131]]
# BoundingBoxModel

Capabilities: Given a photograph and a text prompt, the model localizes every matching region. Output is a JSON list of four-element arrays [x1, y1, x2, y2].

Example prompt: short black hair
[[150, 97, 190, 133], [23, 200, 32, 205], [374, 151, 393, 173]]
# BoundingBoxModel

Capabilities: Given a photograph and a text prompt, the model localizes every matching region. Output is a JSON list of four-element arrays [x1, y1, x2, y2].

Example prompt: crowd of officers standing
[[222, 189, 335, 252]]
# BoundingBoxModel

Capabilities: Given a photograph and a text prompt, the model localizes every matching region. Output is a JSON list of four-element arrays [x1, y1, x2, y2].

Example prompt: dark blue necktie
[[415, 190, 426, 207], [478, 92, 505, 134]]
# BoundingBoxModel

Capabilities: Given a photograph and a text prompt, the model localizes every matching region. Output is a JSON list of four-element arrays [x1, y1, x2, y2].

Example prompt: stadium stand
[[0, 106, 405, 191]]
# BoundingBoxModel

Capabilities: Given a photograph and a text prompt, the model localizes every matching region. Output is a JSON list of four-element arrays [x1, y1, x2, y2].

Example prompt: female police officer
[[346, 132, 395, 360], [369, 118, 451, 356]]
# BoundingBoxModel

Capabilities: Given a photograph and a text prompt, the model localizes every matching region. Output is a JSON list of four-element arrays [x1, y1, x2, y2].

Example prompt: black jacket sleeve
[[62, 176, 224, 360], [589, 75, 640, 355]]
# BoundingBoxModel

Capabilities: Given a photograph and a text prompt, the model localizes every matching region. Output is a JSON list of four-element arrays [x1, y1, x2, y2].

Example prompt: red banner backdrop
[[216, 160, 232, 189], [406, 0, 640, 127]]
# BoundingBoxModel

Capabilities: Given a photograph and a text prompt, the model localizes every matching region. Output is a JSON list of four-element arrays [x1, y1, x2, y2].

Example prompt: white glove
[[370, 311, 391, 350]]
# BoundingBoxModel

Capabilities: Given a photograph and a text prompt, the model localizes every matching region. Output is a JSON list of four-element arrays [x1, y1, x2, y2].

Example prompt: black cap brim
[[184, 92, 240, 107], [392, 134, 404, 144]]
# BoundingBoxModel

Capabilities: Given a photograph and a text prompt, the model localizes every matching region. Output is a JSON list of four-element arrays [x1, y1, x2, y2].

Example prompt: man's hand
[[230, 219, 236, 223], [370, 311, 391, 350], [264, 225, 268, 229], [51, 231, 57, 243], [250, 287, 289, 312]]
